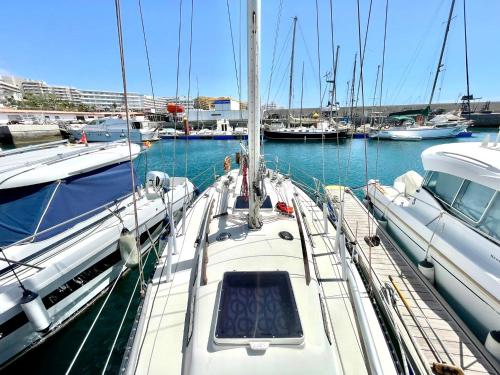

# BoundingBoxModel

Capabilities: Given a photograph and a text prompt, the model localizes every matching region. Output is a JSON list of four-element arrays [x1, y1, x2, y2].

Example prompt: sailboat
[[263, 17, 347, 141], [121, 2, 397, 374], [369, 0, 470, 141]]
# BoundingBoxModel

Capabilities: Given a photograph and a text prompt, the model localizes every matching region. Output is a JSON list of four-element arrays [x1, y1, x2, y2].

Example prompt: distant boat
[[264, 121, 348, 141], [0, 140, 195, 367], [68, 117, 159, 143], [369, 108, 470, 140]]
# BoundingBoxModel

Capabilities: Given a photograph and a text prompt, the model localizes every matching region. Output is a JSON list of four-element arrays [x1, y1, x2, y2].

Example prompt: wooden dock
[[327, 186, 499, 375]]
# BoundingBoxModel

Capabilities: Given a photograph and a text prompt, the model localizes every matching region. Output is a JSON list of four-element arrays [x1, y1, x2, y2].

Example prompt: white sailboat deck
[[126, 170, 394, 374]]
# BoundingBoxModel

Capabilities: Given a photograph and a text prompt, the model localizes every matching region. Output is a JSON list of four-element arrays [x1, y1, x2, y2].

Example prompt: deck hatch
[[214, 271, 303, 345]]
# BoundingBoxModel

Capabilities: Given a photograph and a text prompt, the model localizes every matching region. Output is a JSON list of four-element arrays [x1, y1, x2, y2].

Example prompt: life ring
[[276, 201, 294, 215], [223, 156, 231, 173]]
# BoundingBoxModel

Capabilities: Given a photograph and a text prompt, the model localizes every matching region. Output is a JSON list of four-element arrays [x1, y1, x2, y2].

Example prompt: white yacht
[[366, 136, 499, 345], [120, 2, 397, 374], [68, 118, 159, 143], [0, 140, 195, 367], [369, 116, 468, 140]]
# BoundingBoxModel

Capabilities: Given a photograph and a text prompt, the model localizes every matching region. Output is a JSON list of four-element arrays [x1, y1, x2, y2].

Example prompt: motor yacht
[[366, 136, 499, 345], [0, 140, 194, 367], [68, 118, 159, 143]]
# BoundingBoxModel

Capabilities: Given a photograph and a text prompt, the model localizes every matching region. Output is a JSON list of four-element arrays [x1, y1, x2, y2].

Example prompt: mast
[[287, 16, 298, 128], [428, 0, 456, 109], [463, 0, 471, 118], [247, 0, 262, 229]]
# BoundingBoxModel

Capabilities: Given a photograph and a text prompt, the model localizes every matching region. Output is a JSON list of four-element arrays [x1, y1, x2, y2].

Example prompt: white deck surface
[[127, 170, 396, 374]]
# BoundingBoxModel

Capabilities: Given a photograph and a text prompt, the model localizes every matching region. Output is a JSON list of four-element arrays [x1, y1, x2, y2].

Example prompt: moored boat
[[366, 136, 500, 348], [68, 118, 159, 143], [0, 140, 194, 367]]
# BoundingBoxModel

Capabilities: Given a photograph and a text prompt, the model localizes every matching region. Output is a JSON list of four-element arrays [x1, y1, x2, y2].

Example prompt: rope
[[114, 0, 143, 294]]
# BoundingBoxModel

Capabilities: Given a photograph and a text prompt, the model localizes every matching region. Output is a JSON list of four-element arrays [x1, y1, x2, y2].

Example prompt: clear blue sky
[[1, 0, 499, 108]]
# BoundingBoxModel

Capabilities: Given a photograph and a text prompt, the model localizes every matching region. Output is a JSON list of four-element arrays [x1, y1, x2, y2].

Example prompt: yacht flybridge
[[0, 140, 194, 367], [121, 2, 398, 374], [366, 135, 499, 346]]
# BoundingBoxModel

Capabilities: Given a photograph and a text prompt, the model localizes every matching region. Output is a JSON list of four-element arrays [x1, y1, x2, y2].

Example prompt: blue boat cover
[[0, 162, 138, 247]]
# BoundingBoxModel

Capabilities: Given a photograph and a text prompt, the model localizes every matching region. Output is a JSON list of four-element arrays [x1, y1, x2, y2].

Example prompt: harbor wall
[[0, 124, 63, 145]]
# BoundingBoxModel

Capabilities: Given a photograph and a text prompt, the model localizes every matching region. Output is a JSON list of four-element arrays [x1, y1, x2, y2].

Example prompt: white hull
[[69, 128, 158, 143], [369, 125, 467, 140], [367, 184, 499, 342], [0, 180, 195, 367]]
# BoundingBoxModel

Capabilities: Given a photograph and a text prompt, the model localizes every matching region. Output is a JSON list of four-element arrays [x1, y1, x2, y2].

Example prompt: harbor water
[[2, 127, 498, 374]]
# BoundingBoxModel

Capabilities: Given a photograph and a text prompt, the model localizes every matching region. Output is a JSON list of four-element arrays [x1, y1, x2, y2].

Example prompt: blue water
[[3, 128, 498, 374]]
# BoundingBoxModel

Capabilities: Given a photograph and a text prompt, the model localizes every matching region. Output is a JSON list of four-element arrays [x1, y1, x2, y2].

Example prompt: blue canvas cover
[[0, 161, 138, 247]]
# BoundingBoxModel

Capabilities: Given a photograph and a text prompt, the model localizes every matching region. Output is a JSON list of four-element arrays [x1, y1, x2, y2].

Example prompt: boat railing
[[267, 158, 393, 373]]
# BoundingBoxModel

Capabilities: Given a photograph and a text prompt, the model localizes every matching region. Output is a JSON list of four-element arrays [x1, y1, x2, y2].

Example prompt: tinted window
[[452, 181, 495, 222], [477, 194, 500, 242], [215, 271, 303, 339], [425, 171, 463, 205]]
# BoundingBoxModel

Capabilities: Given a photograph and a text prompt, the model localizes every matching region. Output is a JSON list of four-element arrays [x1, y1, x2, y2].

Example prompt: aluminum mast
[[247, 0, 262, 229]]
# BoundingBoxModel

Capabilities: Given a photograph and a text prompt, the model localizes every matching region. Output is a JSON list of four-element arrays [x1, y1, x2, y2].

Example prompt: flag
[[79, 129, 88, 145]]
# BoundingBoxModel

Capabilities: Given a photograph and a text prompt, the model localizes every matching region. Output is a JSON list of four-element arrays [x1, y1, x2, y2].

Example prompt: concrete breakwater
[[0, 124, 63, 145]]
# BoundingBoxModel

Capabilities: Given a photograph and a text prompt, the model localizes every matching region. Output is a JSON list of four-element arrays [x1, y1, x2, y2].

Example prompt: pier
[[327, 186, 498, 374]]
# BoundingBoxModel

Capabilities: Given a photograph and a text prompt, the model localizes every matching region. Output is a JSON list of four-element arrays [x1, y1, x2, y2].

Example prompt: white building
[[0, 81, 22, 106], [0, 74, 194, 113], [213, 99, 240, 111], [188, 108, 247, 122], [20, 80, 82, 103]]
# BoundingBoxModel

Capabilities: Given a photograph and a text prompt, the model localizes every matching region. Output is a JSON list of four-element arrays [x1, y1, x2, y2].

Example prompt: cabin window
[[132, 121, 142, 129], [424, 171, 463, 205], [452, 181, 495, 222], [477, 194, 500, 242], [214, 271, 303, 345]]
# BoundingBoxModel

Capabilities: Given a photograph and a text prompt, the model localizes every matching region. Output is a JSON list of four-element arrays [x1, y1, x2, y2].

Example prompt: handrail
[[291, 198, 311, 285]]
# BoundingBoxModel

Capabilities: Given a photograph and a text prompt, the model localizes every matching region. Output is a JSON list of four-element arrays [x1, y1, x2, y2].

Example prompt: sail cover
[[388, 106, 430, 118], [0, 161, 138, 247]]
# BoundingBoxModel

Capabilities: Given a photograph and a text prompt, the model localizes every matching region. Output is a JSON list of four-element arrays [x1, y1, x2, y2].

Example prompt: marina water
[[3, 127, 498, 374]]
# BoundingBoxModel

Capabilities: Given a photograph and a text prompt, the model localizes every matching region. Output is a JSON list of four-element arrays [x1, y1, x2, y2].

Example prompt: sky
[[1, 0, 499, 108]]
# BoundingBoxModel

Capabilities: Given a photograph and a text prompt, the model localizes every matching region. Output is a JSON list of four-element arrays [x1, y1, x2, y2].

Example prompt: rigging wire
[[226, 0, 241, 104], [354, 0, 373, 109], [114, 0, 143, 294], [185, 0, 194, 177], [355, 0, 373, 293], [265, 0, 284, 109], [374, 0, 389, 220], [315, 0, 322, 110], [171, 0, 183, 211], [138, 0, 157, 116]]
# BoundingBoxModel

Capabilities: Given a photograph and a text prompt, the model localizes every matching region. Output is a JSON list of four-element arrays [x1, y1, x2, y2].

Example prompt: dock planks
[[332, 188, 498, 375]]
